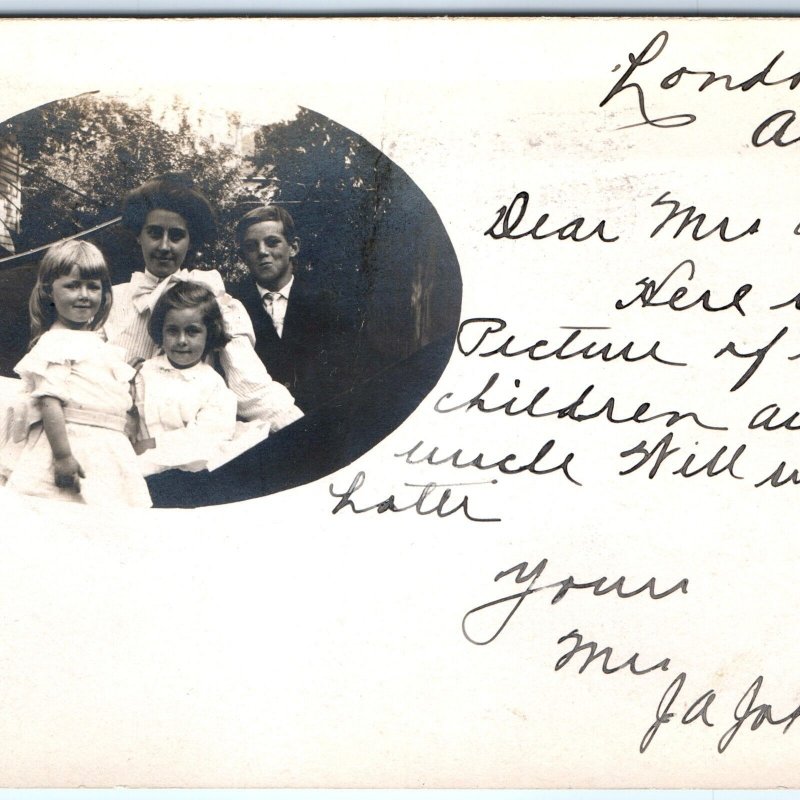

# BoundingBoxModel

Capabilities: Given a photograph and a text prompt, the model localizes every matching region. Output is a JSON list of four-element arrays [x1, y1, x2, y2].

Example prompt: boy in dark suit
[[233, 205, 355, 412]]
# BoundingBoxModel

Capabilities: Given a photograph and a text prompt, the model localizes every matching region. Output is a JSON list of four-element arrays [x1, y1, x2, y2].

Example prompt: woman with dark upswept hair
[[103, 174, 302, 431]]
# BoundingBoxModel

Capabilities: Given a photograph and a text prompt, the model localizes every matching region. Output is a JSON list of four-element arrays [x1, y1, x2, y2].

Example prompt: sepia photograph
[[0, 90, 462, 507]]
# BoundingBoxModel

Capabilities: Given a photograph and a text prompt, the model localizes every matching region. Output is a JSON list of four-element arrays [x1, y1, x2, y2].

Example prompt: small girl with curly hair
[[133, 280, 240, 475], [0, 240, 150, 507]]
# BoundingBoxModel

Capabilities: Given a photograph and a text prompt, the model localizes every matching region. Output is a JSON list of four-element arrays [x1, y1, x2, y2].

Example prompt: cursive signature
[[641, 671, 800, 754]]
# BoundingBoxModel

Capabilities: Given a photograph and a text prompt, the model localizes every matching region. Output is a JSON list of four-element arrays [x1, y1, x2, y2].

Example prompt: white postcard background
[[1, 16, 799, 788]]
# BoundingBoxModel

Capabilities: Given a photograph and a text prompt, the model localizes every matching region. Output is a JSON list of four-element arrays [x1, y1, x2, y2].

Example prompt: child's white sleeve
[[192, 377, 238, 440]]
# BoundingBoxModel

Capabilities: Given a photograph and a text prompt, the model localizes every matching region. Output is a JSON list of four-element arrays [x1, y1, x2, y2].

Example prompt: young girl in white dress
[[0, 241, 151, 507], [133, 281, 239, 476]]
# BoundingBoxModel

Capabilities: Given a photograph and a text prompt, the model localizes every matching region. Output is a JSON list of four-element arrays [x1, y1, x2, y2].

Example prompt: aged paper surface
[[1, 15, 800, 788]]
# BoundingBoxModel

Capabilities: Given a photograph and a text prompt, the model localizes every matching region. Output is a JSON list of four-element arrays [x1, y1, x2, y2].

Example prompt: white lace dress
[[0, 329, 151, 508], [133, 354, 238, 476]]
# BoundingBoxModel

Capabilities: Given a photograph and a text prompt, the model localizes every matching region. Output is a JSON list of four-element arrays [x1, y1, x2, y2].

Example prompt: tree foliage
[[6, 93, 245, 281], [250, 107, 461, 358], [248, 107, 395, 295]]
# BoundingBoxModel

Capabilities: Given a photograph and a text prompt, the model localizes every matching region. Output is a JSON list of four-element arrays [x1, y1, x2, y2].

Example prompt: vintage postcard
[[0, 15, 798, 788]]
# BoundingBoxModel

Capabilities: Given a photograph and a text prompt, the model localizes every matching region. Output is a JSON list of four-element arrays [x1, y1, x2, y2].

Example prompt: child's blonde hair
[[29, 240, 113, 347]]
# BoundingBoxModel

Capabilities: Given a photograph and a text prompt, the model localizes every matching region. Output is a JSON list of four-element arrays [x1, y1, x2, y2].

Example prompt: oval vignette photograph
[[0, 92, 462, 508]]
